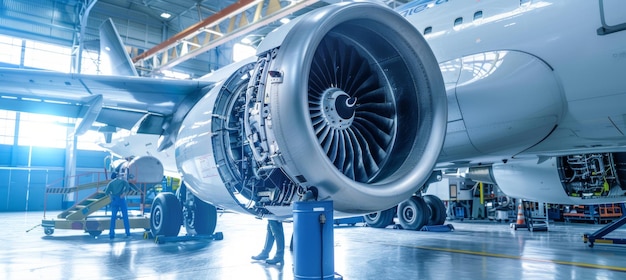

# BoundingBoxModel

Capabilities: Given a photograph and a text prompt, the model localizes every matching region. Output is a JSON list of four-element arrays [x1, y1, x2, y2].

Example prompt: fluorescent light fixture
[[160, 12, 171, 19]]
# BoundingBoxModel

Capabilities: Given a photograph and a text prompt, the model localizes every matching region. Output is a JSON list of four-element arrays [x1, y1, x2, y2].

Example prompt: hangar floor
[[2, 211, 626, 279]]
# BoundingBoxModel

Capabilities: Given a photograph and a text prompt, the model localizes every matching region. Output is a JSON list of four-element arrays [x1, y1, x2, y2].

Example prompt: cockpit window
[[424, 26, 432, 35]]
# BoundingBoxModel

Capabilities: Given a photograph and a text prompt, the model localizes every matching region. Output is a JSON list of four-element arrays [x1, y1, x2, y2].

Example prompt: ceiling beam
[[132, 0, 258, 63], [132, 0, 320, 76]]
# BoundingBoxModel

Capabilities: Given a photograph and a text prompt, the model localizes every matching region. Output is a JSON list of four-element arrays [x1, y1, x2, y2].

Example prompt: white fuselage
[[105, 0, 626, 207], [401, 0, 626, 163], [399, 0, 626, 204]]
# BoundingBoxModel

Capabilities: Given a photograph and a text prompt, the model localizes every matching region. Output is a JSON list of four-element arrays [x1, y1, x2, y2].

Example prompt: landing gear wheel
[[423, 195, 446, 225], [363, 207, 395, 228], [44, 228, 54, 236], [88, 230, 102, 237], [183, 193, 218, 236], [150, 193, 183, 237], [397, 196, 429, 230]]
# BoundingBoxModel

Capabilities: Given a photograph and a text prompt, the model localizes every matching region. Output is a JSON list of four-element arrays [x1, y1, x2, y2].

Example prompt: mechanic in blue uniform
[[251, 219, 285, 265], [105, 172, 131, 239]]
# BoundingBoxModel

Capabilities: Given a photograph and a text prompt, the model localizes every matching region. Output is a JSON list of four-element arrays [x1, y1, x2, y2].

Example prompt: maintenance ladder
[[42, 172, 151, 237], [47, 180, 111, 220]]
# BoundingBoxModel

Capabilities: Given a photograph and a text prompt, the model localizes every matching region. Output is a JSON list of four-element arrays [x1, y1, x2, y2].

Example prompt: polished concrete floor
[[2, 211, 626, 279]]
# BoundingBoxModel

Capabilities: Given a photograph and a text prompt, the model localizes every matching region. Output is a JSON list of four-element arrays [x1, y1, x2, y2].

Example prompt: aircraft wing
[[0, 68, 214, 134]]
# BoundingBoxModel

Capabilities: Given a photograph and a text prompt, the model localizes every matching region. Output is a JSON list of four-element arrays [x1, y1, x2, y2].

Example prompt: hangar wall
[[0, 144, 108, 212]]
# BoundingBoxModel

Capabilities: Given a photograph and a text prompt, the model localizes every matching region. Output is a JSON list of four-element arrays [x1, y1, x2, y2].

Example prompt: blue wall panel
[[0, 145, 12, 166], [7, 169, 28, 211], [12, 146, 30, 166], [42, 170, 65, 211], [0, 144, 109, 212], [27, 170, 55, 211], [76, 150, 109, 169], [31, 147, 65, 167], [0, 169, 10, 211]]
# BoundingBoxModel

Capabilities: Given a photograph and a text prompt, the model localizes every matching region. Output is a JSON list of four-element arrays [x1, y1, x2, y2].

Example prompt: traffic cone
[[510, 202, 527, 229], [515, 204, 525, 225]]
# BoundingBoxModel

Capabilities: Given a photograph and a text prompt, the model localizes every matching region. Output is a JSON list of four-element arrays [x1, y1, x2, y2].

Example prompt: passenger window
[[454, 17, 463, 27], [424, 26, 432, 35], [473, 11, 483, 21]]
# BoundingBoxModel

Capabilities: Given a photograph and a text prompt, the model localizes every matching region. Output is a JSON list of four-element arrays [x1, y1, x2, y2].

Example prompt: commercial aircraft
[[1, 0, 626, 235]]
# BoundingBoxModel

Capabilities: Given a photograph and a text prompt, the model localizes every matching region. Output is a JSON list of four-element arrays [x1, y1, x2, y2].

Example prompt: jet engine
[[175, 2, 447, 218], [469, 153, 626, 204]]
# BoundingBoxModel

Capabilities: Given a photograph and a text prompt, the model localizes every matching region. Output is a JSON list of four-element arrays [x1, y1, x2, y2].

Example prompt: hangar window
[[161, 70, 192, 79], [0, 35, 22, 66], [15, 112, 106, 150], [0, 110, 17, 145], [424, 26, 432, 35], [454, 17, 463, 27], [77, 130, 107, 151], [80, 49, 101, 75], [23, 41, 71, 73], [18, 113, 71, 148]]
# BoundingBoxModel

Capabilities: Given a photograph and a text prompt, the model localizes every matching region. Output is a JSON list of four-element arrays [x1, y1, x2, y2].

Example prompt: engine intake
[[244, 2, 447, 213], [176, 2, 446, 216]]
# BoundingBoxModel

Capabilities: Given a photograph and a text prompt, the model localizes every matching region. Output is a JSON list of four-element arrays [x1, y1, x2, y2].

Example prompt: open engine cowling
[[469, 153, 626, 205], [176, 2, 447, 217]]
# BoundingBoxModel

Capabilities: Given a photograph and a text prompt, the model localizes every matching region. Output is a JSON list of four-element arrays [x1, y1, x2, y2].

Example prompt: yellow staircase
[[57, 191, 112, 220], [46, 179, 111, 195], [42, 172, 153, 236], [56, 185, 145, 220]]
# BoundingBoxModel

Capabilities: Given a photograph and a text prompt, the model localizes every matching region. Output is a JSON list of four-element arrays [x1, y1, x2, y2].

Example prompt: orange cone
[[515, 203, 525, 225], [510, 202, 528, 229]]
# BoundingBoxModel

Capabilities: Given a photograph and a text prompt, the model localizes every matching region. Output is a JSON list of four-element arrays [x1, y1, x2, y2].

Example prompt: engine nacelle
[[111, 155, 164, 183], [175, 2, 447, 217], [470, 153, 626, 204]]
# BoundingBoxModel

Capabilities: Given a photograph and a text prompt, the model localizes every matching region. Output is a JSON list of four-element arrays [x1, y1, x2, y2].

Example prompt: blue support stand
[[293, 200, 337, 280], [583, 203, 626, 247]]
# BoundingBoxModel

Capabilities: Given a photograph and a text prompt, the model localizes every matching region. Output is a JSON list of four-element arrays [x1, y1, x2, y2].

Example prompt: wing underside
[[0, 68, 214, 133]]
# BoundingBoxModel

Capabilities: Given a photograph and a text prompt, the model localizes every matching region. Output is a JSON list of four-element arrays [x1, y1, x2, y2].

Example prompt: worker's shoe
[[265, 257, 283, 265], [251, 253, 269, 261]]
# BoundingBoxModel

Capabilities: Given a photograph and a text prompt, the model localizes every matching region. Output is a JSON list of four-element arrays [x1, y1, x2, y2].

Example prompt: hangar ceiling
[[0, 0, 413, 78]]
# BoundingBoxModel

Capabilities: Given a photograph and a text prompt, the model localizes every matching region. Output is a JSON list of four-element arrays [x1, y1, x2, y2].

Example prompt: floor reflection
[[2, 212, 626, 279]]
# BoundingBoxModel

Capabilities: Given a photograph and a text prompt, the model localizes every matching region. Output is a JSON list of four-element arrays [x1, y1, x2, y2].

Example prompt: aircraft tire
[[186, 199, 217, 236], [363, 207, 395, 228], [424, 195, 447, 225], [151, 193, 182, 237], [397, 196, 429, 230]]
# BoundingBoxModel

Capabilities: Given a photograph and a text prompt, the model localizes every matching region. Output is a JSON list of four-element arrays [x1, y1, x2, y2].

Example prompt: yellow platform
[[42, 214, 150, 237]]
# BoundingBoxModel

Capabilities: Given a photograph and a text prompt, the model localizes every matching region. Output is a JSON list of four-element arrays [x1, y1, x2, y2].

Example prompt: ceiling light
[[160, 12, 171, 19], [279, 18, 290, 24]]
